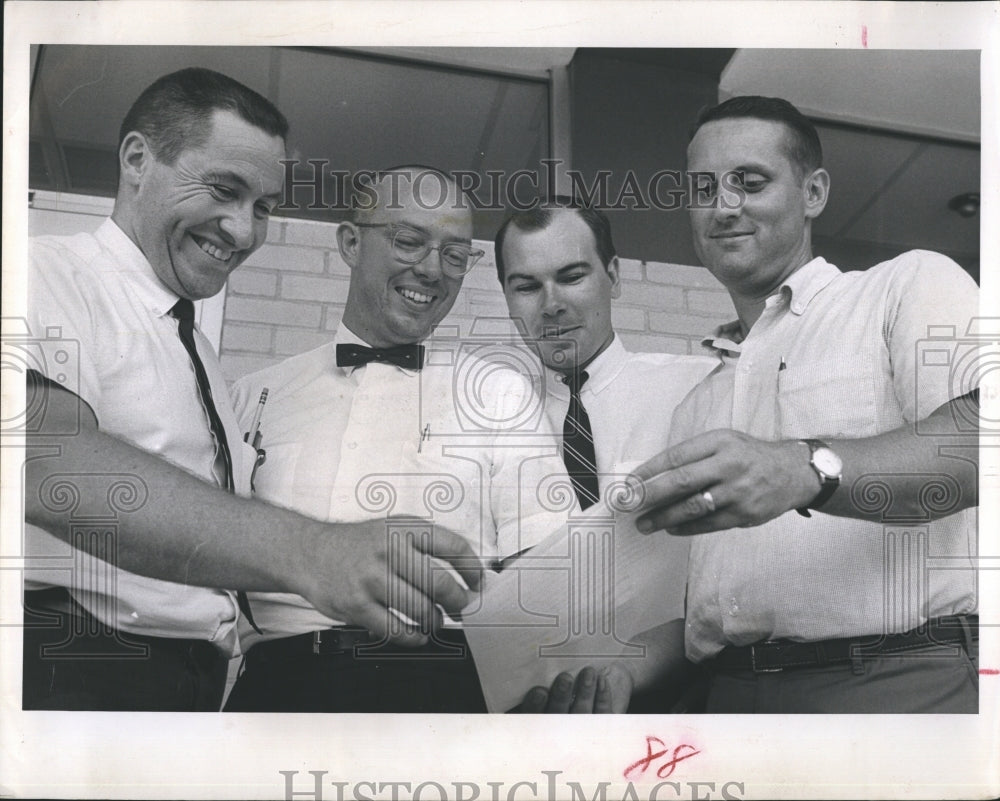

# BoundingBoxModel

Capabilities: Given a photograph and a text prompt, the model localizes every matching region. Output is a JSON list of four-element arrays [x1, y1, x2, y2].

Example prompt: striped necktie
[[562, 370, 600, 510], [169, 298, 260, 632]]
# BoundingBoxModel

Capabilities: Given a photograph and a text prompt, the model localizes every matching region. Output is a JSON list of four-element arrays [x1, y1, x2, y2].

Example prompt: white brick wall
[[26, 195, 736, 384], [219, 215, 736, 381]]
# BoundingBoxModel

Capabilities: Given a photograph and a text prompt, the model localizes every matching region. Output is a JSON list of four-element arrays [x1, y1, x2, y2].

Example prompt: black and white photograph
[[2, 1, 998, 799]]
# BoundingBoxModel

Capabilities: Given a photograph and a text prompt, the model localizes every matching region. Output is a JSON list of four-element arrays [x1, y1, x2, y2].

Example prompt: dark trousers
[[704, 617, 979, 714], [22, 589, 227, 712], [628, 660, 711, 714], [704, 642, 979, 713], [225, 629, 487, 712]]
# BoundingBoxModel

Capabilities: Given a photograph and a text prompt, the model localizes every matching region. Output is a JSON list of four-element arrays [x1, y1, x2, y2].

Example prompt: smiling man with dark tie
[[24, 73, 480, 711]]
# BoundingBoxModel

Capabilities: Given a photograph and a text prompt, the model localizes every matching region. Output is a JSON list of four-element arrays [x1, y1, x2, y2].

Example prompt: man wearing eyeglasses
[[223, 166, 574, 712]]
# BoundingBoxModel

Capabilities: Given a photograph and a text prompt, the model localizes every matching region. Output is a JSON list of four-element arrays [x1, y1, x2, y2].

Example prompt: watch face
[[813, 447, 843, 477]]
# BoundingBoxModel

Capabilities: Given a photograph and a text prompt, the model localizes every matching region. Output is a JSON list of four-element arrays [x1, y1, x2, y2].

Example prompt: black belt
[[712, 615, 977, 674], [23, 587, 223, 661], [246, 626, 469, 663]]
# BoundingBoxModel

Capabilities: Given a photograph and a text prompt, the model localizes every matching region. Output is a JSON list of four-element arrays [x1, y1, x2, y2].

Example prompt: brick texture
[[227, 269, 277, 297], [687, 289, 738, 317], [27, 202, 737, 383], [218, 217, 736, 379]]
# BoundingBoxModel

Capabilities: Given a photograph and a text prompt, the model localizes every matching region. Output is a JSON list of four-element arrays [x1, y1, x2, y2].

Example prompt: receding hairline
[[352, 166, 468, 224], [688, 116, 815, 177], [117, 67, 289, 168]]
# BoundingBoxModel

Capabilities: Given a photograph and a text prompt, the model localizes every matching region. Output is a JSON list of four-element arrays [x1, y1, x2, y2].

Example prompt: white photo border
[[2, 2, 998, 799]]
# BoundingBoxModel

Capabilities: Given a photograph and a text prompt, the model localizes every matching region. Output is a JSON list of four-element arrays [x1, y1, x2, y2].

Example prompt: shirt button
[[347, 442, 357, 449], [728, 598, 740, 616]]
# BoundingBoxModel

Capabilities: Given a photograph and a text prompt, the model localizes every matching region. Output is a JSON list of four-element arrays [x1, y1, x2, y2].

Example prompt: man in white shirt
[[495, 202, 717, 711], [24, 72, 478, 711], [223, 167, 573, 712], [630, 96, 979, 712]]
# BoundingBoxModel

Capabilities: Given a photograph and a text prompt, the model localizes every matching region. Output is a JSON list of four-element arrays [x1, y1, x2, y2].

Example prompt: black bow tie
[[336, 342, 425, 371]]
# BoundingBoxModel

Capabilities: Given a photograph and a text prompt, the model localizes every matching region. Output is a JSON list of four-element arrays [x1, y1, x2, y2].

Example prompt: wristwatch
[[796, 438, 843, 517]]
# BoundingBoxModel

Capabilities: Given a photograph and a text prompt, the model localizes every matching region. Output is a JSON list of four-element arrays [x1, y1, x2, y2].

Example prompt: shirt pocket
[[777, 364, 879, 438], [233, 438, 260, 498]]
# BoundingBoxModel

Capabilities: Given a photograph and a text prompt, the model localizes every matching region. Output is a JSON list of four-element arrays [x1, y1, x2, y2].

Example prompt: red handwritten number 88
[[624, 737, 702, 780]]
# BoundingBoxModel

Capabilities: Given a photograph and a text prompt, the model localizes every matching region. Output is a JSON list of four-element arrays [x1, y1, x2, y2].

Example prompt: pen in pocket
[[244, 388, 269, 445]]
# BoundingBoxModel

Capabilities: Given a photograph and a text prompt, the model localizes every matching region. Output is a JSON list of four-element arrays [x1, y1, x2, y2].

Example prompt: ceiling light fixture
[[947, 192, 980, 218]]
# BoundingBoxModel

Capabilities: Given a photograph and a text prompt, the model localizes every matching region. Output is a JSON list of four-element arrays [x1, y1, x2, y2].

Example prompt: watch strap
[[796, 438, 840, 518]]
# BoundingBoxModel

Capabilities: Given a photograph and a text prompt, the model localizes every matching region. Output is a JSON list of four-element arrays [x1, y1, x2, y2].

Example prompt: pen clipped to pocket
[[244, 388, 269, 492]]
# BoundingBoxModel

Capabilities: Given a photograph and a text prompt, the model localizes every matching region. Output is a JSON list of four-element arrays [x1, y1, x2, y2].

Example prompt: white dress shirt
[[537, 336, 718, 625], [26, 218, 255, 651], [540, 335, 718, 487], [230, 323, 574, 646], [670, 253, 980, 661]]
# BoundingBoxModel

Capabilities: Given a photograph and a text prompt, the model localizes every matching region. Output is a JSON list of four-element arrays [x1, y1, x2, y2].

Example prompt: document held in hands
[[461, 489, 690, 712]]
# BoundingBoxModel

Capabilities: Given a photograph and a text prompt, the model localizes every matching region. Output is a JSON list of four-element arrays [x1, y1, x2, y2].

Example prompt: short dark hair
[[690, 95, 822, 176], [494, 198, 617, 285], [119, 67, 288, 165]]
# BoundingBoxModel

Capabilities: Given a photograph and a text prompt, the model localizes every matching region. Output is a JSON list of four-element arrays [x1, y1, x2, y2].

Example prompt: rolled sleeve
[[883, 251, 980, 421], [28, 239, 104, 409]]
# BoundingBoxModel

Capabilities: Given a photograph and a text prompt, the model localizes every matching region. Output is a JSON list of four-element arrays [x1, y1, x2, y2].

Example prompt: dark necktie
[[336, 342, 425, 371], [169, 298, 259, 632], [562, 370, 600, 510], [170, 299, 233, 490]]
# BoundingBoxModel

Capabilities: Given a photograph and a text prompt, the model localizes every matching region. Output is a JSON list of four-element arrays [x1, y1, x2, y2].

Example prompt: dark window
[[30, 45, 551, 239]]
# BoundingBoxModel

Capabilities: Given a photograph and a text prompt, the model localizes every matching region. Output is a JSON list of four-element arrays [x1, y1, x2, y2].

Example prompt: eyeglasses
[[355, 223, 484, 278]]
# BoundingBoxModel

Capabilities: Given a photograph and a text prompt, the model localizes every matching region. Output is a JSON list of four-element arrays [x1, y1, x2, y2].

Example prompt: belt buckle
[[312, 626, 369, 655], [312, 629, 348, 655], [750, 641, 783, 673]]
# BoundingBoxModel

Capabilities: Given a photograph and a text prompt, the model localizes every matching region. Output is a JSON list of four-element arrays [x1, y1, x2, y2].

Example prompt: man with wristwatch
[[627, 96, 980, 713]]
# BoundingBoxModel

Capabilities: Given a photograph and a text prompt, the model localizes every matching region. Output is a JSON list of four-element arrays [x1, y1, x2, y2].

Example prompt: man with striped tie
[[23, 70, 479, 711], [496, 200, 717, 711]]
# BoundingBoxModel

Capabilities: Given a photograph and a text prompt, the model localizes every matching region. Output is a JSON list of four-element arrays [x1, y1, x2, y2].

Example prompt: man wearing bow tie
[[224, 166, 574, 712]]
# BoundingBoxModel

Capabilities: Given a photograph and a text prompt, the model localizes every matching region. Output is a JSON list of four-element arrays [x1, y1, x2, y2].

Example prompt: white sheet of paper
[[462, 494, 690, 712]]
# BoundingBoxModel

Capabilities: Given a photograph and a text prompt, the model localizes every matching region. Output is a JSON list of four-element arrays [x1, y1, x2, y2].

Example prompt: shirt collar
[[700, 257, 841, 355], [94, 218, 182, 318], [781, 256, 840, 315], [544, 334, 627, 396]]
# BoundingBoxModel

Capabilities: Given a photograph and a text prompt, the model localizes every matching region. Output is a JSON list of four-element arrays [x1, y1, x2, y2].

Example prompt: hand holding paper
[[462, 488, 689, 712]]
